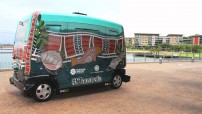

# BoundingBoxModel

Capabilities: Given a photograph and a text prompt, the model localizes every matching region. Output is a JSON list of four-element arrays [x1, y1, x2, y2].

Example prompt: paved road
[[0, 62, 202, 114]]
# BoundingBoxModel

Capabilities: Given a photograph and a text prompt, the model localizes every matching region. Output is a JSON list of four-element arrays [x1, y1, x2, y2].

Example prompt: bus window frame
[[15, 19, 29, 43]]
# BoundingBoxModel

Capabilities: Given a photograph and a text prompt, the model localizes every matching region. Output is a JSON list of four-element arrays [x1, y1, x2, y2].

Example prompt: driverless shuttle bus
[[10, 11, 130, 102]]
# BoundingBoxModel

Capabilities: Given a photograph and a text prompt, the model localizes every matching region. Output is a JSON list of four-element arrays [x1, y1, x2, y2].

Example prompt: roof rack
[[72, 12, 87, 16]]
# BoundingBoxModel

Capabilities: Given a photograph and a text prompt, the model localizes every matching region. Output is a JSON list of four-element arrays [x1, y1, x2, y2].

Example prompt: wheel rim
[[113, 75, 122, 87], [36, 84, 51, 100]]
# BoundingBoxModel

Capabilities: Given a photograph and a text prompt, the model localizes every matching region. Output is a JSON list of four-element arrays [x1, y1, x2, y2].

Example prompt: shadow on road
[[9, 85, 115, 103], [52, 86, 113, 101]]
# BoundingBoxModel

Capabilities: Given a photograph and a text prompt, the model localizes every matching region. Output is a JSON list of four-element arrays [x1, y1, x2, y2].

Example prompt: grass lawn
[[126, 49, 150, 53], [126, 48, 202, 58], [180, 53, 202, 58], [160, 53, 202, 58]]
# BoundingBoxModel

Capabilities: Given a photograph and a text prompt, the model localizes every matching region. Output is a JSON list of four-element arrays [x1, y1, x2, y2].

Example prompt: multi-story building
[[179, 37, 192, 44], [155, 37, 163, 46], [134, 33, 159, 47], [189, 34, 202, 45], [130, 33, 202, 48], [156, 36, 170, 45], [167, 34, 183, 45], [125, 37, 135, 47]]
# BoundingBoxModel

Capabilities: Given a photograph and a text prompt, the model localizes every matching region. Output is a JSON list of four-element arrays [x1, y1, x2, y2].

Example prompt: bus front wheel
[[33, 82, 53, 102], [110, 74, 122, 89]]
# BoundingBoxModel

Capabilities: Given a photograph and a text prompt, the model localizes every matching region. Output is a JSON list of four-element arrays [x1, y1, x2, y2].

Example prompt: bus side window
[[44, 21, 68, 33], [15, 19, 29, 43], [68, 22, 105, 36], [46, 25, 61, 32]]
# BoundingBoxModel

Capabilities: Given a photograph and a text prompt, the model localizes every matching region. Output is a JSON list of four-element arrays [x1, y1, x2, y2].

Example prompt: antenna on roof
[[72, 12, 87, 16]]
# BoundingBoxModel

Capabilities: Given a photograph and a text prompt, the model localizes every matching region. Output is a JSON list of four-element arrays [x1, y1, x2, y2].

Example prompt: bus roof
[[20, 12, 124, 38], [38, 12, 123, 29]]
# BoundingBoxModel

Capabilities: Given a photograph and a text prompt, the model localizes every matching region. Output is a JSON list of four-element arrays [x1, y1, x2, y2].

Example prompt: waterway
[[0, 50, 200, 69], [0, 50, 13, 69]]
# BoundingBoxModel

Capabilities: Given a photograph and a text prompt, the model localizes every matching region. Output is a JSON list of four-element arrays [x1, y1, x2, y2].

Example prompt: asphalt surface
[[0, 62, 202, 114]]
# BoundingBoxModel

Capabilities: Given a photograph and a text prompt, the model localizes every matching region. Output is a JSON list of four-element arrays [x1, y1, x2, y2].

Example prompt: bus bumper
[[10, 76, 35, 96], [122, 74, 130, 82]]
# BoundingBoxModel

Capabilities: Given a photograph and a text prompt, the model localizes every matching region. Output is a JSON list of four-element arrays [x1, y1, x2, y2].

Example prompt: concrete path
[[0, 62, 202, 114]]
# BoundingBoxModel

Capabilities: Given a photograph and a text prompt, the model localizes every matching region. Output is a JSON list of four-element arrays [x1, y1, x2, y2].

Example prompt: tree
[[149, 48, 156, 54], [126, 43, 133, 49], [145, 45, 151, 50], [156, 46, 162, 55]]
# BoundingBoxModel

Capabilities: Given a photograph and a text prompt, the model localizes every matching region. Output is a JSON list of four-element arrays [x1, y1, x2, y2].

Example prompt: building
[[189, 34, 202, 45], [130, 33, 202, 48], [167, 34, 183, 45], [156, 36, 170, 45], [134, 33, 159, 47], [0, 44, 14, 49], [179, 37, 192, 44], [125, 37, 135, 47]]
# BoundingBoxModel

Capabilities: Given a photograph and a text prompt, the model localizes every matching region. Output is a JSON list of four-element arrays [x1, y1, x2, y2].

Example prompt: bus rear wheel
[[110, 74, 122, 89], [33, 82, 53, 102]]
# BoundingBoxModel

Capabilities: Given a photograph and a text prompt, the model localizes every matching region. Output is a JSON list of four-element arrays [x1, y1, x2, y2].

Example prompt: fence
[[0, 62, 12, 70], [1, 51, 202, 70], [0, 50, 12, 70]]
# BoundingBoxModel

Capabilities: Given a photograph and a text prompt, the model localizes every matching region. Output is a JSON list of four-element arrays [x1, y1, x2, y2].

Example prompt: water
[[0, 51, 159, 69], [0, 50, 13, 69], [0, 51, 200, 69], [126, 53, 159, 63]]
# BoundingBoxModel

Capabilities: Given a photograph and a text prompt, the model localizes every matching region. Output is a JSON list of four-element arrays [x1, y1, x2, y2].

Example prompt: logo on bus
[[41, 51, 62, 70]]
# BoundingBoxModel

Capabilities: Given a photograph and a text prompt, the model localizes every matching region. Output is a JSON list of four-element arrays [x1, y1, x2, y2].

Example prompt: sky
[[0, 0, 202, 44]]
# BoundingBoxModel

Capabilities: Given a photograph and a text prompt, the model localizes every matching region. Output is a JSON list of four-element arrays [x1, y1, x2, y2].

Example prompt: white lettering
[[72, 76, 102, 86]]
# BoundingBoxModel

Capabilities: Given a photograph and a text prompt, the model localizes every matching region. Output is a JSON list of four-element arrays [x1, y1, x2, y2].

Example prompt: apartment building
[[125, 37, 135, 46], [126, 33, 201, 48], [179, 37, 192, 44], [189, 34, 202, 45], [167, 34, 183, 45], [134, 33, 159, 47], [156, 36, 170, 45]]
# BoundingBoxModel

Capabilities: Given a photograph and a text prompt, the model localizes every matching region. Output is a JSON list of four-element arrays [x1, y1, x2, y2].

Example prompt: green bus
[[10, 11, 130, 102]]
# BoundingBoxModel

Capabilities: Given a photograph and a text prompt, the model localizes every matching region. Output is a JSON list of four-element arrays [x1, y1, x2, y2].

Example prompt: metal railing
[[0, 62, 12, 70], [0, 51, 202, 69], [0, 50, 12, 70], [126, 52, 202, 63]]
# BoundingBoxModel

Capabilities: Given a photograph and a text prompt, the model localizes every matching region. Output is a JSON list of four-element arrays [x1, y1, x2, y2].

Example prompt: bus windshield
[[15, 19, 29, 43]]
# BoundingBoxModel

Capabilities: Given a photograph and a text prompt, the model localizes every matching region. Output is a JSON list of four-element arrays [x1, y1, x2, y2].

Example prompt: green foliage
[[169, 44, 202, 53], [149, 48, 156, 54], [145, 45, 151, 50], [34, 14, 49, 52], [148, 45, 162, 55], [125, 43, 135, 49], [129, 43, 202, 53], [158, 43, 171, 49]]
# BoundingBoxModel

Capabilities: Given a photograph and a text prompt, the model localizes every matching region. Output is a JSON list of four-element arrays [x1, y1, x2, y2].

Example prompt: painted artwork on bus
[[29, 13, 126, 72]]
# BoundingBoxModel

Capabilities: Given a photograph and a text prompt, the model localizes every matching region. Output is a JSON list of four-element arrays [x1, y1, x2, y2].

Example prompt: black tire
[[110, 74, 122, 89], [33, 82, 53, 102]]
